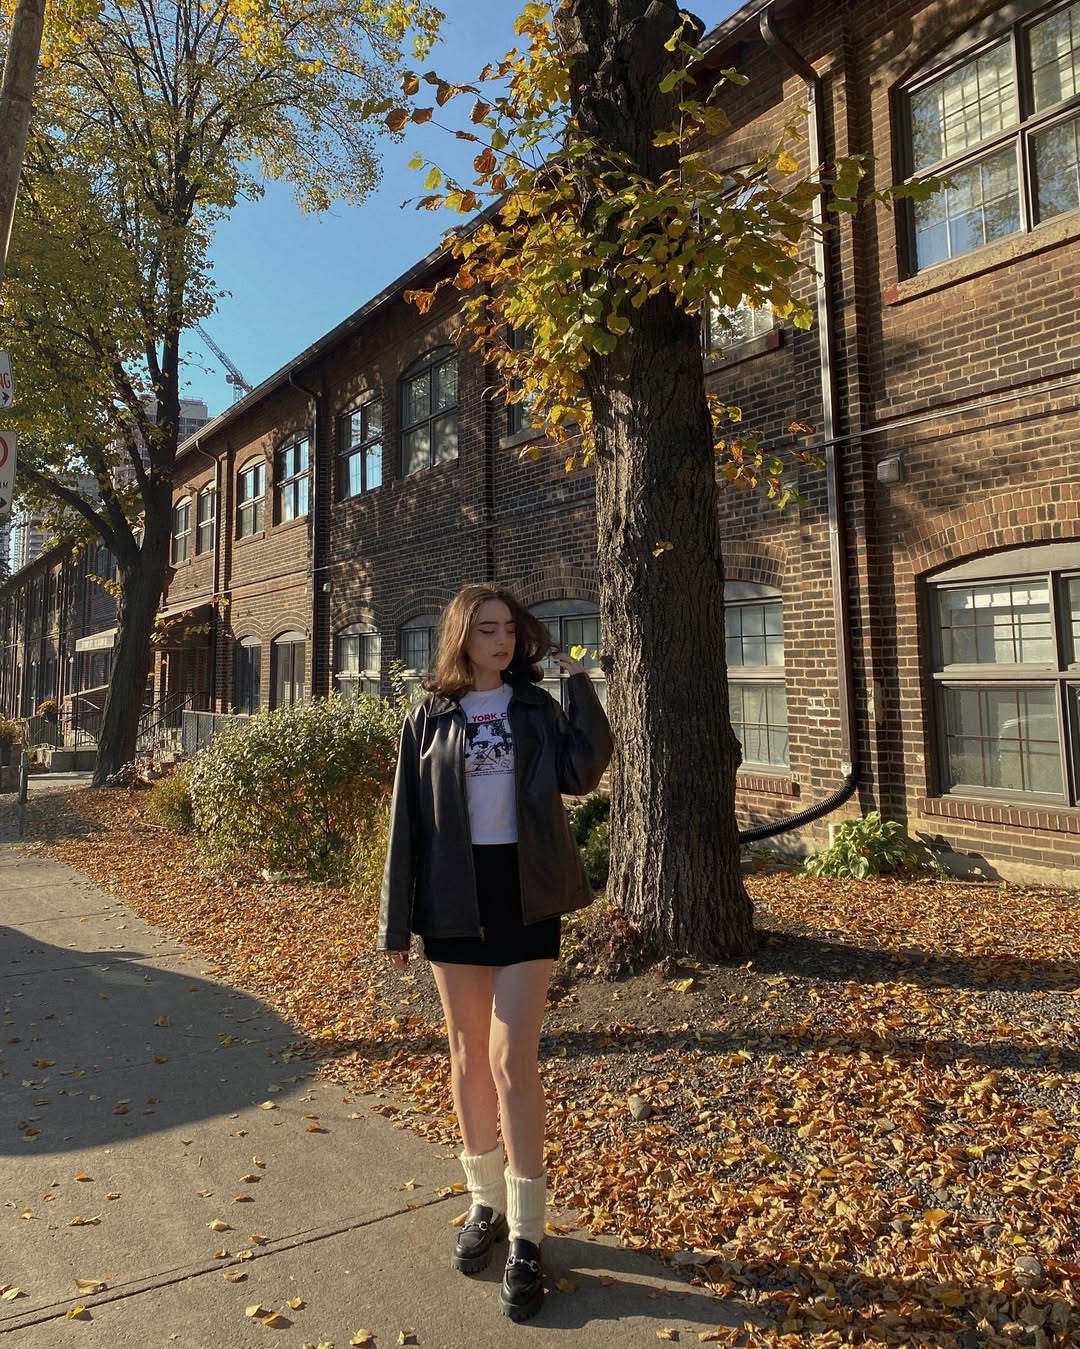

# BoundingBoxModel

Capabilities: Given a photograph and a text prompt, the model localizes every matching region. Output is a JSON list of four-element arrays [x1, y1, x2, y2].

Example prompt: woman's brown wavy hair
[[424, 584, 553, 697]]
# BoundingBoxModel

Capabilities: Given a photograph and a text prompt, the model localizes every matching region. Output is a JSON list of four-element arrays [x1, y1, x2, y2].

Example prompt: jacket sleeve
[[553, 672, 614, 796], [377, 711, 420, 951]]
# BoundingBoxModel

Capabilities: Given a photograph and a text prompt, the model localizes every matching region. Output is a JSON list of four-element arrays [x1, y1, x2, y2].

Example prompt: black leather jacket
[[377, 672, 613, 951]]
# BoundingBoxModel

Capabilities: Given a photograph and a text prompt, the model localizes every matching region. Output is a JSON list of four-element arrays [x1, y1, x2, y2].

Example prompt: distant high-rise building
[[112, 398, 212, 488], [7, 474, 100, 576]]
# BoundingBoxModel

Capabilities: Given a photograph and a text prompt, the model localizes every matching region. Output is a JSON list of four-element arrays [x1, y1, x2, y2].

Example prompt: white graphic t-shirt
[[459, 683, 518, 844]]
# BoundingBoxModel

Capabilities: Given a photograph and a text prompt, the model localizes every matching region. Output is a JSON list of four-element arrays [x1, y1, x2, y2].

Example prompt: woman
[[378, 583, 613, 1322]]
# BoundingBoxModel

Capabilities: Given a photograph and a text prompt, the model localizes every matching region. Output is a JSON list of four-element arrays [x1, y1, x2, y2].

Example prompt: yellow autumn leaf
[[74, 1278, 107, 1293], [208, 1218, 231, 1231], [65, 1304, 90, 1319], [351, 1333, 376, 1347], [670, 978, 695, 993], [776, 150, 798, 173], [244, 1303, 270, 1317], [261, 1311, 288, 1327]]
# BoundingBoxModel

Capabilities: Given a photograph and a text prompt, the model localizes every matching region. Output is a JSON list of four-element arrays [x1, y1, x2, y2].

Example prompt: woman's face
[[465, 599, 516, 680]]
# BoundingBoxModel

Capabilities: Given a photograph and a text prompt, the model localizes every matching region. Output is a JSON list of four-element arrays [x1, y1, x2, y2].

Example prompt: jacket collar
[[427, 680, 547, 719]]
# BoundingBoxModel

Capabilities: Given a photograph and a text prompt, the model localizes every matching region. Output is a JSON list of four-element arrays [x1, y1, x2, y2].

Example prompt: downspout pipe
[[288, 368, 325, 698], [738, 6, 858, 844]]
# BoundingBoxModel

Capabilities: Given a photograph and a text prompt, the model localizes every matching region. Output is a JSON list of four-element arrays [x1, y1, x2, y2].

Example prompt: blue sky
[[183, 1, 742, 415]]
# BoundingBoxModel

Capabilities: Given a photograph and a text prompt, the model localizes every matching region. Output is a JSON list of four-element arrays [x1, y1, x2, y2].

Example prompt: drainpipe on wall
[[189, 438, 221, 709], [737, 5, 858, 844], [288, 368, 325, 698]]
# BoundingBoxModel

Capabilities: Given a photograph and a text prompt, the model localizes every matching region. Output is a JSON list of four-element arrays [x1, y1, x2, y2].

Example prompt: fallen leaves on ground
[[23, 788, 1080, 1347]]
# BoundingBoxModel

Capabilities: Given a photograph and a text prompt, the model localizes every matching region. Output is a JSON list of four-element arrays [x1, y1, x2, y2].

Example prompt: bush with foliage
[[146, 760, 196, 832], [580, 819, 610, 890], [0, 717, 24, 749], [568, 791, 610, 846], [190, 693, 400, 882], [35, 699, 59, 720], [349, 798, 391, 906], [804, 812, 940, 880]]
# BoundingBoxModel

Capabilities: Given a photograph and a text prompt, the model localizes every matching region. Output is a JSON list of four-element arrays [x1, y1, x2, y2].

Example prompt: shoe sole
[[452, 1215, 509, 1275], [499, 1287, 544, 1322]]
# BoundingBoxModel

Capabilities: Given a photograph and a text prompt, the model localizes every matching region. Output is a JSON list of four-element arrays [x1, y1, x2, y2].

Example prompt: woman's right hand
[[382, 949, 409, 973]]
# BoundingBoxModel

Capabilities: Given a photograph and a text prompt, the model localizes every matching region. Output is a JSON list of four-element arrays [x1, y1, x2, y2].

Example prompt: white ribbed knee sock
[[505, 1168, 547, 1245], [459, 1143, 506, 1214]]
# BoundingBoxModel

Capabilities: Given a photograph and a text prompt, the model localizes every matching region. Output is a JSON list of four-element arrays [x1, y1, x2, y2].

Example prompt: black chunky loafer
[[499, 1238, 544, 1321], [452, 1204, 509, 1274]]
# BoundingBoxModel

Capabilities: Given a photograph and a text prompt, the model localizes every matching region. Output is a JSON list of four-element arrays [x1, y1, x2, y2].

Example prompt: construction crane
[[194, 323, 254, 404]]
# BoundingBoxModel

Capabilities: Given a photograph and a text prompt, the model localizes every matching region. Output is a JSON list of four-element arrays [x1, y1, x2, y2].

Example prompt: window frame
[[400, 346, 459, 477], [275, 438, 310, 523], [926, 558, 1080, 806], [337, 399, 383, 500], [724, 584, 789, 771], [507, 327, 537, 436], [236, 458, 266, 539], [196, 484, 217, 555], [335, 623, 382, 699], [270, 630, 306, 709], [399, 613, 442, 698], [234, 636, 261, 715], [171, 496, 192, 565], [897, 0, 1080, 275], [703, 294, 777, 355], [530, 599, 607, 712]]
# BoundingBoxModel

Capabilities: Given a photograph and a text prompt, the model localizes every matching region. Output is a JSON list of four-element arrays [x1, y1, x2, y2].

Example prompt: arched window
[[399, 612, 442, 698], [338, 399, 383, 498], [724, 582, 788, 769], [171, 497, 192, 564], [234, 636, 261, 715], [898, 1, 1080, 273], [531, 599, 607, 711], [400, 347, 458, 475], [276, 439, 310, 522], [927, 541, 1080, 802], [336, 623, 382, 699], [271, 631, 306, 708], [237, 458, 266, 538], [196, 484, 217, 555]]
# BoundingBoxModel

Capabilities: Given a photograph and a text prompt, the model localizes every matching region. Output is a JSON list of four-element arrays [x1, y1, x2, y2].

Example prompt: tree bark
[[561, 0, 755, 959], [0, 0, 46, 286]]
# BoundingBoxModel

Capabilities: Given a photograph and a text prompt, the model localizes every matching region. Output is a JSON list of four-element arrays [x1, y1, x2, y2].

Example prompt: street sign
[[0, 428, 15, 518], [0, 353, 11, 408]]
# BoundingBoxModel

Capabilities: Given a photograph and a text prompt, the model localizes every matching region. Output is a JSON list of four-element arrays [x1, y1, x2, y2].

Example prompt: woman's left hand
[[551, 647, 587, 676]]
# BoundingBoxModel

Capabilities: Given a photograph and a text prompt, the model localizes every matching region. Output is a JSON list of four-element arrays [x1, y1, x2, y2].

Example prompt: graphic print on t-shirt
[[465, 710, 514, 776]]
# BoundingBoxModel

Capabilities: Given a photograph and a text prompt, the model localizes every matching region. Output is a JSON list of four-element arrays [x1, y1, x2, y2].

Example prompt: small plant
[[35, 698, 59, 721], [580, 819, 610, 890], [567, 791, 610, 847], [804, 812, 940, 880], [146, 760, 197, 832], [0, 717, 22, 749]]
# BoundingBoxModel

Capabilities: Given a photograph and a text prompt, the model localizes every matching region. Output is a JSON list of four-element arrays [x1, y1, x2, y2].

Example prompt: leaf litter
[[15, 787, 1080, 1347]]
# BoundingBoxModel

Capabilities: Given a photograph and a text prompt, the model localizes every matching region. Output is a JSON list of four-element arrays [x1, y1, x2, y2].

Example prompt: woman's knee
[[488, 1041, 540, 1097], [447, 1029, 494, 1082]]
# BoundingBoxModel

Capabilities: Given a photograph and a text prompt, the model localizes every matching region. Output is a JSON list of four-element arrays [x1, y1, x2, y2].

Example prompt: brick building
[[2, 0, 1078, 882]]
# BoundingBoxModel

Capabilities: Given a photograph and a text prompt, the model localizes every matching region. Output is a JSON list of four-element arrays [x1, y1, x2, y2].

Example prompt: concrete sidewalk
[[0, 840, 739, 1347]]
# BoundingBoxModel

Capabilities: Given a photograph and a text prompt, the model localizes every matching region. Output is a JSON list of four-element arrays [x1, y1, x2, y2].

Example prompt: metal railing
[[181, 709, 249, 757], [137, 691, 210, 757]]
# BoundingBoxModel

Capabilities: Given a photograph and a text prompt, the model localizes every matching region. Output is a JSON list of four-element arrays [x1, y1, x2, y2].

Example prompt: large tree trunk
[[561, 0, 755, 959], [0, 0, 46, 286], [92, 509, 171, 785]]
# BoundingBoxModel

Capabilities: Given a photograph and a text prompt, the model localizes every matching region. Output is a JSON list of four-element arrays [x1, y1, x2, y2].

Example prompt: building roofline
[[177, 237, 452, 461], [696, 0, 804, 69]]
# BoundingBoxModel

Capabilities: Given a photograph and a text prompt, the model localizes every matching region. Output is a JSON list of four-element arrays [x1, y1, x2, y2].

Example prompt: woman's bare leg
[[430, 962, 499, 1155], [489, 959, 554, 1178]]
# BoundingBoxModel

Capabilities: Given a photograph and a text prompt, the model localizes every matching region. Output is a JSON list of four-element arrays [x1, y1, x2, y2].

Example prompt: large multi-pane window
[[929, 544, 1080, 803], [902, 1, 1080, 272], [531, 600, 607, 711], [276, 439, 310, 522], [725, 583, 788, 769], [338, 400, 383, 498], [196, 485, 216, 554], [399, 613, 441, 699], [271, 631, 306, 708], [401, 348, 458, 475], [336, 624, 382, 698], [237, 459, 266, 538], [234, 637, 261, 715], [171, 497, 192, 564], [704, 296, 775, 354]]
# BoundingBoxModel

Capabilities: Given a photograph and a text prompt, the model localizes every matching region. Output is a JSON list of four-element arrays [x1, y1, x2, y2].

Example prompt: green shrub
[[804, 812, 939, 880], [349, 798, 391, 906], [146, 761, 196, 832], [189, 693, 400, 882], [0, 717, 23, 749], [580, 819, 610, 890], [567, 791, 610, 846]]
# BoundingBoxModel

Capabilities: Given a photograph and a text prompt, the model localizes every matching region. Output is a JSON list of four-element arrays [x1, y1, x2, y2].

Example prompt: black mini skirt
[[420, 843, 561, 967]]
